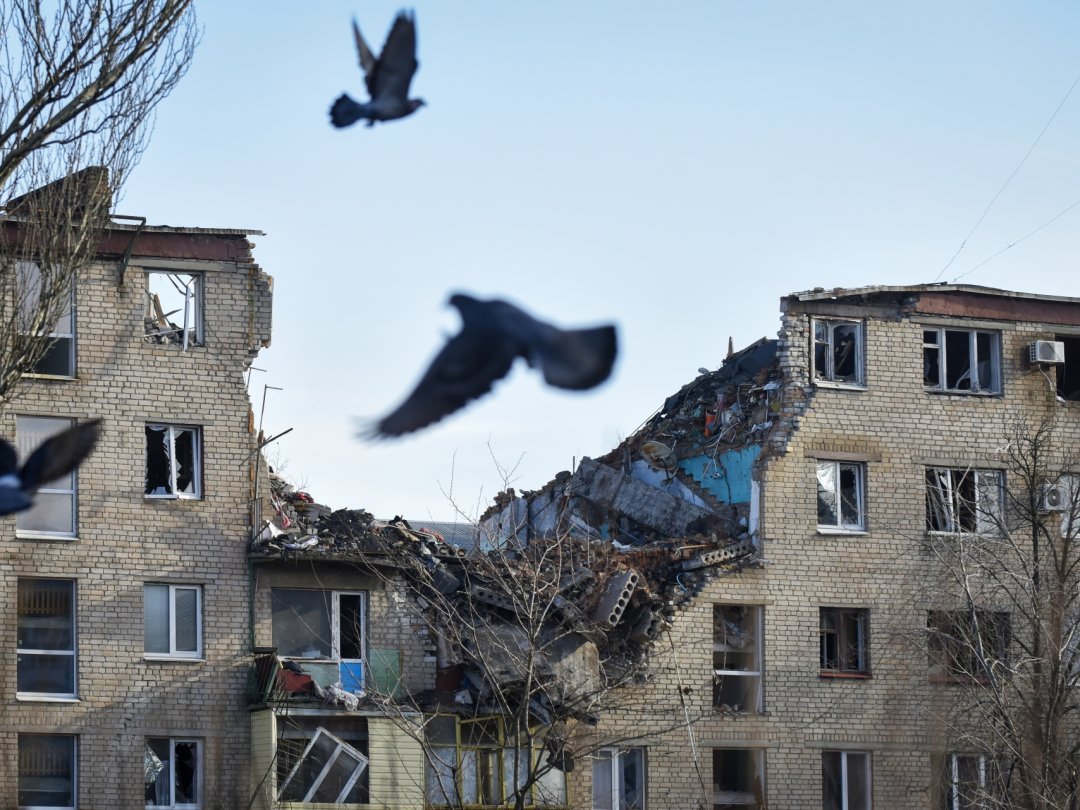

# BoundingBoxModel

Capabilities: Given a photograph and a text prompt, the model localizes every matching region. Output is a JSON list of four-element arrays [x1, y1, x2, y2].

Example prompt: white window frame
[[816, 460, 866, 532], [144, 584, 204, 660], [145, 271, 203, 348], [145, 738, 201, 809], [925, 468, 1003, 535], [819, 607, 870, 675], [923, 327, 1001, 395], [943, 753, 996, 810], [15, 416, 77, 539], [17, 260, 76, 379], [813, 318, 864, 386], [278, 728, 368, 804], [593, 747, 646, 810], [822, 750, 871, 810], [16, 578, 77, 700], [713, 605, 764, 714], [145, 424, 202, 500], [18, 733, 77, 810]]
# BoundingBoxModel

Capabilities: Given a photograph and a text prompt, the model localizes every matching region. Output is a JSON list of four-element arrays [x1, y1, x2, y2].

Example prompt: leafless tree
[[922, 412, 1080, 810], [0, 0, 197, 400]]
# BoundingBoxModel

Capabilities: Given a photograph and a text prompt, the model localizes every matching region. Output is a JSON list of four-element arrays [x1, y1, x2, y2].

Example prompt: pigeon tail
[[330, 94, 369, 128], [537, 325, 618, 390]]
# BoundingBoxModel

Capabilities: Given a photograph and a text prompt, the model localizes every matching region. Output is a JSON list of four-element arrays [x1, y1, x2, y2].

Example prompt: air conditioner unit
[[1029, 340, 1065, 365], [1041, 482, 1067, 513]]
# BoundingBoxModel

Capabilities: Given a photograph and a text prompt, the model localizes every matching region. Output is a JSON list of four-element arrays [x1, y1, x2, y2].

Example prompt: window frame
[[144, 270, 204, 348], [16, 578, 77, 700], [144, 584, 204, 661], [822, 750, 871, 810], [939, 752, 1001, 810], [927, 610, 1010, 683], [17, 260, 76, 379], [275, 714, 370, 805], [819, 607, 871, 677], [145, 424, 202, 500], [925, 468, 1004, 536], [713, 605, 764, 714], [816, 460, 867, 533], [278, 727, 368, 804], [15, 415, 78, 539], [18, 733, 77, 810], [812, 318, 865, 387], [145, 737, 201, 809], [923, 327, 1001, 395], [592, 747, 646, 810]]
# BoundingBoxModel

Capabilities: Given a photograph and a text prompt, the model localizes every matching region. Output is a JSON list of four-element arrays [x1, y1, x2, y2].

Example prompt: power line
[[933, 69, 1080, 282]]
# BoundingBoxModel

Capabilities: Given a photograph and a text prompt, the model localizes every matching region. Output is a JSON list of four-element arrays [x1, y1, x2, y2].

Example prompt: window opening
[[712, 748, 764, 809], [16, 416, 77, 537], [939, 753, 1002, 810], [16, 261, 75, 377], [820, 608, 869, 675], [145, 738, 200, 808], [817, 461, 865, 530], [145, 425, 201, 498], [145, 584, 203, 658], [18, 734, 76, 809], [17, 578, 76, 697], [814, 320, 863, 385], [928, 611, 1010, 681], [145, 271, 202, 349], [277, 717, 369, 805], [822, 751, 870, 810], [923, 328, 1000, 394], [270, 590, 367, 691], [593, 748, 645, 810], [1055, 335, 1080, 401], [926, 469, 1002, 535], [278, 728, 368, 804], [713, 605, 763, 713]]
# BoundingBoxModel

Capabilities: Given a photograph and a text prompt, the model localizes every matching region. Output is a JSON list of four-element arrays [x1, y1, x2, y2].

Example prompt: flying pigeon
[[0, 419, 101, 515], [368, 294, 618, 438], [330, 10, 425, 128]]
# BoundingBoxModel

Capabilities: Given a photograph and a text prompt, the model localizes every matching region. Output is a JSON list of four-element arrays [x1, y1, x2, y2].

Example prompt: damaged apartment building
[[244, 283, 1080, 809], [0, 169, 273, 808]]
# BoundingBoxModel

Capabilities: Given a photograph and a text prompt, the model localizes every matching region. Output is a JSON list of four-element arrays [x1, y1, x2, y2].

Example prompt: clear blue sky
[[122, 2, 1080, 521]]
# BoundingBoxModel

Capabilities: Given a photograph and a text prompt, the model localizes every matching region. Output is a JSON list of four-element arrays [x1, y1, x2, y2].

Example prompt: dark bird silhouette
[[0, 419, 101, 515], [368, 294, 618, 438], [330, 10, 425, 128]]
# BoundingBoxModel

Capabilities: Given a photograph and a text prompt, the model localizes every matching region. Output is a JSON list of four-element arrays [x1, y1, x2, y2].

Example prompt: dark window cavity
[[814, 320, 863, 385], [820, 607, 870, 675], [145, 424, 201, 498], [923, 328, 1000, 394]]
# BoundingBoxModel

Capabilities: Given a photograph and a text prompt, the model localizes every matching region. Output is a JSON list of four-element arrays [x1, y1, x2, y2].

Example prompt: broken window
[[145, 424, 201, 499], [17, 578, 76, 698], [277, 716, 369, 804], [145, 738, 200, 808], [271, 590, 367, 691], [925, 468, 1003, 535], [712, 748, 765, 809], [278, 727, 368, 804], [15, 416, 77, 538], [713, 605, 763, 713], [18, 734, 76, 809], [144, 584, 203, 659], [937, 753, 1003, 810], [923, 328, 1001, 394], [820, 608, 870, 676], [928, 611, 1010, 682], [144, 271, 203, 348], [1055, 334, 1080, 401], [593, 748, 646, 810], [816, 461, 866, 531], [814, 319, 863, 385], [822, 751, 870, 810], [17, 260, 75, 378], [425, 715, 565, 807]]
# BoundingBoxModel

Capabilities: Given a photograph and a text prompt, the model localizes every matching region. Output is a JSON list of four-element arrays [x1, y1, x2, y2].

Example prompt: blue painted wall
[[679, 445, 761, 504]]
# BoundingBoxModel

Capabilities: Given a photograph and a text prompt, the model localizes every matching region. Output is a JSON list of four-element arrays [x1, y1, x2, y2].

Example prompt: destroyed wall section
[[0, 227, 272, 808], [576, 286, 1080, 809]]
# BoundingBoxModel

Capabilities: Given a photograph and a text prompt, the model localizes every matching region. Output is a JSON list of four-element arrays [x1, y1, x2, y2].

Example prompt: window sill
[[924, 388, 1002, 398], [143, 655, 205, 664], [144, 495, 203, 502], [813, 380, 866, 391], [816, 527, 868, 536], [23, 373, 76, 381], [16, 532, 77, 542], [819, 671, 871, 680], [16, 693, 79, 703]]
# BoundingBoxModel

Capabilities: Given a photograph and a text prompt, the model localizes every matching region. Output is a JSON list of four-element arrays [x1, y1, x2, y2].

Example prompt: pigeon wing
[[19, 419, 102, 495], [0, 437, 17, 477], [370, 11, 419, 103], [352, 18, 378, 96], [371, 330, 521, 438]]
